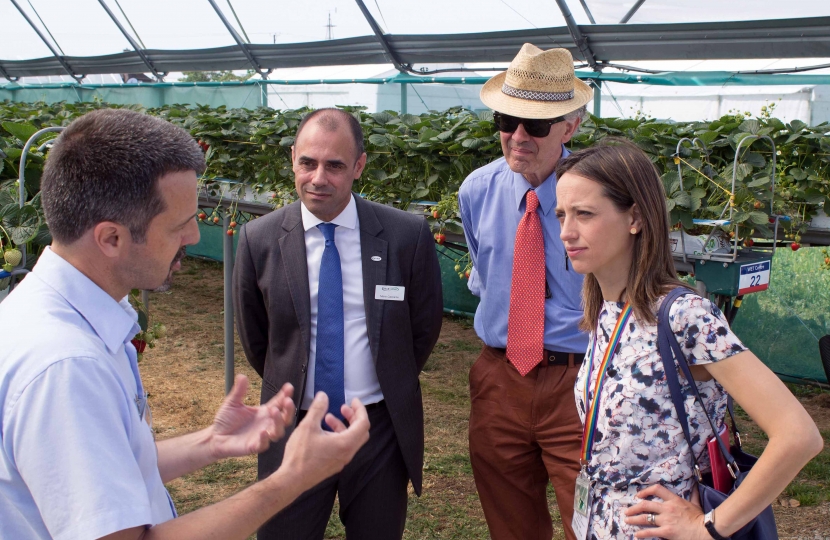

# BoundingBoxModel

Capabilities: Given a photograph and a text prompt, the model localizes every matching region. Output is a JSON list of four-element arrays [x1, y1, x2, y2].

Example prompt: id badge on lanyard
[[572, 302, 633, 540], [572, 467, 592, 540]]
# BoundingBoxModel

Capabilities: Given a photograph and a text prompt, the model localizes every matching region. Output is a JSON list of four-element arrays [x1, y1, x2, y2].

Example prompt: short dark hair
[[294, 108, 365, 159], [41, 108, 205, 245]]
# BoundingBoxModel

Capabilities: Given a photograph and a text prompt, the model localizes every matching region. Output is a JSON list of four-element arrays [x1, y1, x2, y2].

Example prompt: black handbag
[[656, 287, 778, 540]]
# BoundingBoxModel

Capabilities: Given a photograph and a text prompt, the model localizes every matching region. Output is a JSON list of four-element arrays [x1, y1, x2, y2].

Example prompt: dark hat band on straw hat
[[501, 84, 575, 102]]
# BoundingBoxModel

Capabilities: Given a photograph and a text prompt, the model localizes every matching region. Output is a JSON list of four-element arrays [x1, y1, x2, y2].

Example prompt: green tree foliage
[[179, 71, 255, 83]]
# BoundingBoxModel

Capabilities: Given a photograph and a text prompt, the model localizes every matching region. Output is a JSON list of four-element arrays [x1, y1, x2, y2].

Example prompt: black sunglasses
[[493, 111, 566, 138]]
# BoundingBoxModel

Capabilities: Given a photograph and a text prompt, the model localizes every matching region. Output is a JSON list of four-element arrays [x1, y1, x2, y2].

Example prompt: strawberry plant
[[2, 100, 830, 274]]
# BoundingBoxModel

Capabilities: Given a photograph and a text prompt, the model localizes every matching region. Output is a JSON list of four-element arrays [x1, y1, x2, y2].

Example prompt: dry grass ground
[[141, 257, 830, 539]]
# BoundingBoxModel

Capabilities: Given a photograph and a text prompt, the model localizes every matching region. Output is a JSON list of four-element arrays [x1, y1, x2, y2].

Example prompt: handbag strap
[[727, 395, 744, 449], [656, 287, 740, 480]]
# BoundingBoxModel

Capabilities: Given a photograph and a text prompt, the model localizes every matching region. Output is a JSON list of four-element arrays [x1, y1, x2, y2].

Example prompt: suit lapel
[[356, 196, 387, 364], [279, 203, 312, 357]]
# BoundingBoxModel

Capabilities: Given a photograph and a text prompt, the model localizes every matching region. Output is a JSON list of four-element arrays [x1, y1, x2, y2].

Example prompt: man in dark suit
[[233, 108, 443, 539]]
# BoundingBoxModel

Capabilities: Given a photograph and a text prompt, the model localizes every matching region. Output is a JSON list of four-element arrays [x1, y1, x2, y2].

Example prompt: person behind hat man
[[458, 44, 592, 540]]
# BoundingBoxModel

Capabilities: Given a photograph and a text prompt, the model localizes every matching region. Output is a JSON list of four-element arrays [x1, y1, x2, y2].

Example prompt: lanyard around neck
[[580, 302, 633, 464]]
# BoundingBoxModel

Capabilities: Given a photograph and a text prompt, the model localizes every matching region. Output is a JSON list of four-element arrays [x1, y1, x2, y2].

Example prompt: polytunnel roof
[[1, 0, 830, 82]]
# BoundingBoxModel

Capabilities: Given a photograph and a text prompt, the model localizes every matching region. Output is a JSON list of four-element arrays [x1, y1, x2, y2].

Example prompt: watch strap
[[704, 512, 730, 540]]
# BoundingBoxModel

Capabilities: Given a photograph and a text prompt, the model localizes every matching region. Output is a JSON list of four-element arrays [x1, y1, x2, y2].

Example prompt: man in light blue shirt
[[458, 45, 592, 540], [0, 109, 369, 540]]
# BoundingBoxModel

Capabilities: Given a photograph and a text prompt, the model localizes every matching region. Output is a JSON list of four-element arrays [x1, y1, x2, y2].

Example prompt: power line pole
[[325, 12, 335, 40]]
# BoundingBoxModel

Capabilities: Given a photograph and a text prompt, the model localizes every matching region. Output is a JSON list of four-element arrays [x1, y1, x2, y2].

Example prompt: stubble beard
[[154, 246, 187, 293]]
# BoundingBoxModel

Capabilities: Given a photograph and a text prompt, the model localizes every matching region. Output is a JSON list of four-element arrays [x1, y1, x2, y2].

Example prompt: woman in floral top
[[553, 142, 822, 540]]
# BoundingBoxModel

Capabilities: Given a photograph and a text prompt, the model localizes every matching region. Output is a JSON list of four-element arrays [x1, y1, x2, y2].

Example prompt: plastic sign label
[[738, 261, 771, 295]]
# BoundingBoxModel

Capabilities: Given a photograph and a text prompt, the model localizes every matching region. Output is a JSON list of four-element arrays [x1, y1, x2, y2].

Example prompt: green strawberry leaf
[[3, 204, 41, 245]]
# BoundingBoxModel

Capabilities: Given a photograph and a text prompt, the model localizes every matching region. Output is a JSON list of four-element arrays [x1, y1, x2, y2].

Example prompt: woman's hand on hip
[[624, 484, 710, 540]]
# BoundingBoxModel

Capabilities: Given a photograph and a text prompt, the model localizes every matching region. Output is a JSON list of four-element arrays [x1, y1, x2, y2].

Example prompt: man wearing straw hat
[[458, 44, 592, 540]]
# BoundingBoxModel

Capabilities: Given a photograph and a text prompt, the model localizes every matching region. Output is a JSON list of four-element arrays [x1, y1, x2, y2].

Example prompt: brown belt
[[489, 346, 584, 368]]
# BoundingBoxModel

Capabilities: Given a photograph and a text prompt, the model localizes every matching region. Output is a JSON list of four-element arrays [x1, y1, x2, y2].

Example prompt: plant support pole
[[401, 82, 407, 114], [223, 215, 235, 395], [17, 127, 64, 275], [592, 79, 602, 117]]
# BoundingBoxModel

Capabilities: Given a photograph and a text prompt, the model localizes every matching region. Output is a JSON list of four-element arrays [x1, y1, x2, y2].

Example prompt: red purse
[[708, 423, 733, 492]]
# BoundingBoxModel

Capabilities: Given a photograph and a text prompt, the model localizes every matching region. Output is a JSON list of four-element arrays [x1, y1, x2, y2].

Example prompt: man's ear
[[354, 152, 368, 179], [561, 116, 581, 144], [93, 221, 129, 258]]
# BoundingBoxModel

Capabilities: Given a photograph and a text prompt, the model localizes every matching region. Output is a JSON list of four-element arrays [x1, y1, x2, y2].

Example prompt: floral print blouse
[[574, 294, 746, 539]]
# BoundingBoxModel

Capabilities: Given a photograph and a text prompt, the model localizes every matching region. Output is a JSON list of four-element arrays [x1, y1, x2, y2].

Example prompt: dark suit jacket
[[233, 195, 443, 495]]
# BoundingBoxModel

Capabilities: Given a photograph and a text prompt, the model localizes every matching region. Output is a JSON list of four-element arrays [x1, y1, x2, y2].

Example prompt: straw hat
[[480, 44, 592, 119]]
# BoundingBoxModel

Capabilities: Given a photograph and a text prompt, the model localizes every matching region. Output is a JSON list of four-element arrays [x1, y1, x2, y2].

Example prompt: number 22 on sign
[[738, 260, 771, 295]]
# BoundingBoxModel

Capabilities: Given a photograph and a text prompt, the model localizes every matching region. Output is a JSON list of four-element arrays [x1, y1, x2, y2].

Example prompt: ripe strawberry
[[131, 339, 147, 353], [229, 221, 237, 228], [753, 201, 762, 209], [227, 229, 234, 236], [4, 249, 22, 267], [745, 238, 754, 247], [465, 270, 471, 279], [791, 242, 800, 251], [198, 212, 207, 220], [435, 233, 446, 245], [825, 257, 830, 265], [432, 210, 440, 219], [213, 216, 220, 224]]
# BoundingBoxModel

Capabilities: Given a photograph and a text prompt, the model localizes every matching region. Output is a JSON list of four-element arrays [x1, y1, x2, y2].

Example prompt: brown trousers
[[469, 346, 582, 540]]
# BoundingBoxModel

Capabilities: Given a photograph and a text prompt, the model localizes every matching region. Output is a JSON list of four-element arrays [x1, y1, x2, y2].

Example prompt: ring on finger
[[647, 513, 656, 526]]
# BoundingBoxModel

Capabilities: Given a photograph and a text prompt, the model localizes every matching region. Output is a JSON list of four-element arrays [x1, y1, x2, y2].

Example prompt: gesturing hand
[[209, 375, 296, 460], [280, 392, 371, 491], [624, 484, 709, 540]]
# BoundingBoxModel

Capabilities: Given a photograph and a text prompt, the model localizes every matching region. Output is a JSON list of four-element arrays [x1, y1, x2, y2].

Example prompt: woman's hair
[[555, 139, 689, 330]]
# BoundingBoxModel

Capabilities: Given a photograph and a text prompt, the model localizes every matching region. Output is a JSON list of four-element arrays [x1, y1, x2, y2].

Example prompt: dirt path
[[140, 257, 830, 538]]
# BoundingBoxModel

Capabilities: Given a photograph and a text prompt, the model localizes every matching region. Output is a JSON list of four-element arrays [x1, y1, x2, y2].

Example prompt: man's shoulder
[[460, 157, 511, 198], [241, 201, 300, 239], [358, 197, 425, 230], [0, 278, 114, 408]]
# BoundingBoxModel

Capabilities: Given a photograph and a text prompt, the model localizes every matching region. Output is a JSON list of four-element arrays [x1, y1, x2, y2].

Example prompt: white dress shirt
[[300, 194, 384, 409]]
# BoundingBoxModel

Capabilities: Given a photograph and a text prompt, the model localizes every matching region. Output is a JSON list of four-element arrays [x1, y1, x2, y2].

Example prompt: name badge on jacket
[[375, 285, 405, 301]]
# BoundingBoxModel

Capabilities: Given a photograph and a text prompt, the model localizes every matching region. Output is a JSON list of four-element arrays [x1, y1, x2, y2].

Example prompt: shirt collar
[[33, 247, 140, 355], [512, 144, 571, 216], [301, 193, 358, 231]]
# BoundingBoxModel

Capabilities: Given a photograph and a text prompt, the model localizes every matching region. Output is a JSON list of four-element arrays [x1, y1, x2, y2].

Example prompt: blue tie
[[314, 223, 345, 423]]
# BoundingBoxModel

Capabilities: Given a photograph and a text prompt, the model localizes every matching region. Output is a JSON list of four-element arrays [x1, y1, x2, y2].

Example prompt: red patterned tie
[[506, 189, 546, 376]]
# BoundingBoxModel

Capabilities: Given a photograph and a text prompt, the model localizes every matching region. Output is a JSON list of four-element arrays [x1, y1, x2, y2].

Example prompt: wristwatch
[[704, 511, 730, 540]]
